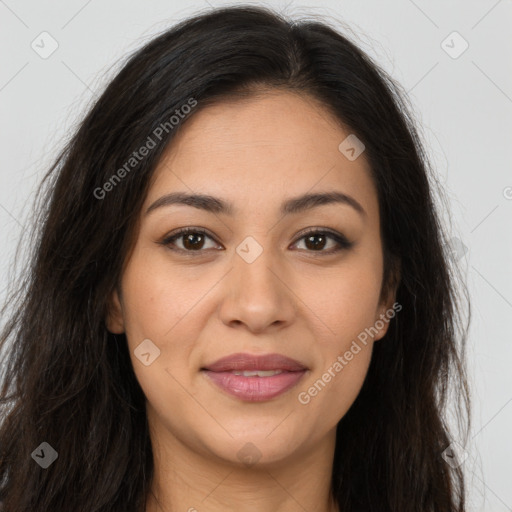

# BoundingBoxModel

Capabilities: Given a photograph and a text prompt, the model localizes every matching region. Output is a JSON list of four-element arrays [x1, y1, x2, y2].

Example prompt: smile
[[201, 352, 308, 402], [202, 370, 307, 402]]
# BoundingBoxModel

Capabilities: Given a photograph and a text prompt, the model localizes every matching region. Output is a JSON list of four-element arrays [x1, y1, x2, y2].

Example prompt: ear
[[105, 286, 125, 334], [373, 257, 401, 342]]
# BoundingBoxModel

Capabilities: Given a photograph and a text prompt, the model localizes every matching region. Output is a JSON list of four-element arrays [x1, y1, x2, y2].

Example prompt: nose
[[217, 245, 296, 334]]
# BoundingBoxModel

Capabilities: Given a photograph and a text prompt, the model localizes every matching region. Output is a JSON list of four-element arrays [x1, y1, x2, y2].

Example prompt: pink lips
[[201, 353, 308, 402]]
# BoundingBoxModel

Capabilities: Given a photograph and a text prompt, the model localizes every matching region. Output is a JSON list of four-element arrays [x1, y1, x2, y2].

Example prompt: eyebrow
[[145, 190, 366, 217]]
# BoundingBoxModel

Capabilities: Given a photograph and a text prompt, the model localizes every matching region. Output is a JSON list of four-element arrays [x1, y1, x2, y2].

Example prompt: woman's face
[[107, 90, 396, 467]]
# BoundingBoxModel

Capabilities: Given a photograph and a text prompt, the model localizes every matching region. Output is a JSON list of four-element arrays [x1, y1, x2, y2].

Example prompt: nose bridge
[[218, 234, 295, 332], [234, 233, 282, 300], [236, 239, 277, 289]]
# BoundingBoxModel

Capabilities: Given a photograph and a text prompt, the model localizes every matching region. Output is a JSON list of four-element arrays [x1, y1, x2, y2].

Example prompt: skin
[[106, 89, 399, 512]]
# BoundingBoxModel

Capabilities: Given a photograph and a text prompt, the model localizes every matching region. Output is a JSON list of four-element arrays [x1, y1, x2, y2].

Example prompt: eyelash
[[160, 227, 353, 256]]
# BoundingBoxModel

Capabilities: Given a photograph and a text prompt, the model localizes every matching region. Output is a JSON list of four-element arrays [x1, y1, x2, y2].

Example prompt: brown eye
[[161, 227, 352, 256], [304, 233, 328, 251], [181, 232, 206, 250], [162, 228, 220, 253], [293, 230, 353, 254]]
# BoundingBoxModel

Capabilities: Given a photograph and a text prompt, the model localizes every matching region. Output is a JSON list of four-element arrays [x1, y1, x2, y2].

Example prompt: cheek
[[302, 252, 384, 342], [120, 247, 206, 343], [295, 255, 381, 422], [297, 278, 377, 425], [118, 251, 205, 395], [297, 343, 373, 432]]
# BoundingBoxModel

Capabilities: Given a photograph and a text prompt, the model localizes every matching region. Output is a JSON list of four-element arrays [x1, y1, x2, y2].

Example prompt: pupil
[[180, 233, 327, 251], [184, 233, 204, 250], [305, 234, 326, 250]]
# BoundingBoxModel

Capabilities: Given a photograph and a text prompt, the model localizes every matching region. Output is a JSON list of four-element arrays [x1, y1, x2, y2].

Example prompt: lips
[[201, 353, 308, 402], [202, 353, 307, 372]]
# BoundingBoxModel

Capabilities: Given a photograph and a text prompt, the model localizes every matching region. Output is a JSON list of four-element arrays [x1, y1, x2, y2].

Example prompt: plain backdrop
[[1, 0, 511, 510]]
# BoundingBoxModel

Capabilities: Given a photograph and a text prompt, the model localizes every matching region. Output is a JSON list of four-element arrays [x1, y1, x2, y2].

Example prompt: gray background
[[1, 0, 511, 509]]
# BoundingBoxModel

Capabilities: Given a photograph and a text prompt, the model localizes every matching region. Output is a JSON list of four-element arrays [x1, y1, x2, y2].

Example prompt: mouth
[[201, 353, 308, 402]]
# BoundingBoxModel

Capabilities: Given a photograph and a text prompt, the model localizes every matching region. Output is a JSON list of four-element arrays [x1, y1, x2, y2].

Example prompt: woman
[[0, 5, 470, 511]]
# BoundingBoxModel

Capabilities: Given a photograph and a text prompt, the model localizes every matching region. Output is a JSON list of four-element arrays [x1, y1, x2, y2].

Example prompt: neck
[[144, 411, 339, 512]]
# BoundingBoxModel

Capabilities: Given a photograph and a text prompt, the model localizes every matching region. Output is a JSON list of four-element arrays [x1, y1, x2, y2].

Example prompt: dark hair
[[0, 5, 470, 511]]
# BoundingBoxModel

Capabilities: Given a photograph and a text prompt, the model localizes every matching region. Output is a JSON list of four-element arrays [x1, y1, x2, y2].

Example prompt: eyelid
[[290, 227, 353, 253], [160, 227, 221, 254], [160, 226, 353, 255]]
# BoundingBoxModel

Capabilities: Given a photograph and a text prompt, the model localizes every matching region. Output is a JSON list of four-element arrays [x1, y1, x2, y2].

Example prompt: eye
[[161, 227, 220, 254], [291, 229, 353, 254], [160, 227, 353, 255]]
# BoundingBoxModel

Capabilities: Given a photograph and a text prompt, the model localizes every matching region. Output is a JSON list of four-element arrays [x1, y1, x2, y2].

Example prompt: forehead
[[145, 90, 378, 218]]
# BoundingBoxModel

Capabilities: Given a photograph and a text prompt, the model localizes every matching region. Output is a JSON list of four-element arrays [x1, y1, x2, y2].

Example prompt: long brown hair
[[0, 5, 470, 511]]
